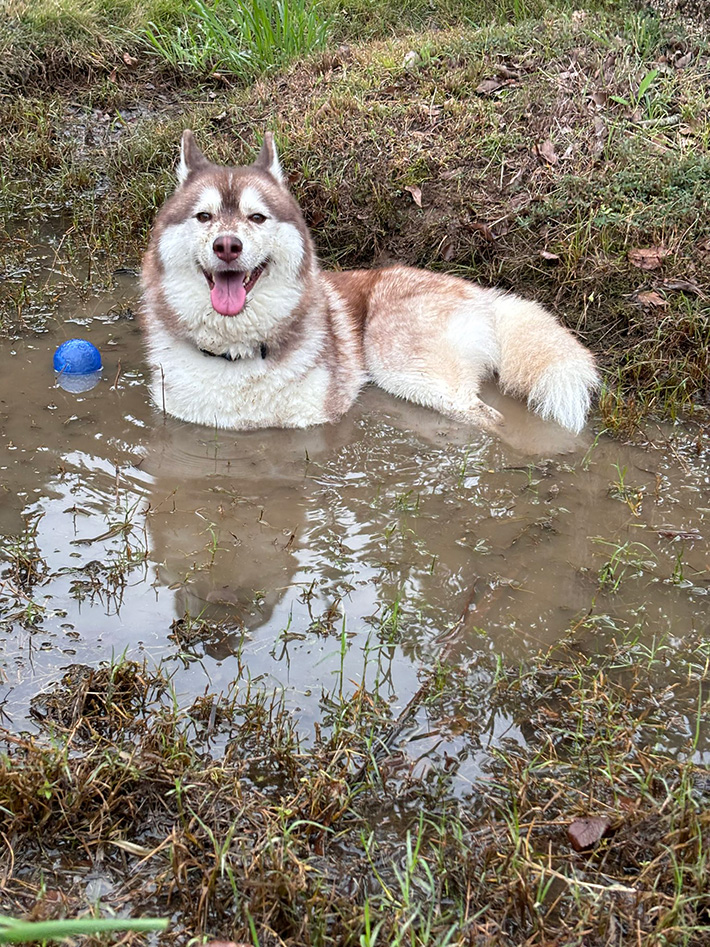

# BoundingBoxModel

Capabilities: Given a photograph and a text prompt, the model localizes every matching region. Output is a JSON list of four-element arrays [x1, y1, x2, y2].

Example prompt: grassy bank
[[1, 624, 709, 945], [1, 0, 709, 429]]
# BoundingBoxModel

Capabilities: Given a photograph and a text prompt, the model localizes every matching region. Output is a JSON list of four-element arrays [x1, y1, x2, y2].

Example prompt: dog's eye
[[195, 212, 212, 223], [249, 213, 267, 224]]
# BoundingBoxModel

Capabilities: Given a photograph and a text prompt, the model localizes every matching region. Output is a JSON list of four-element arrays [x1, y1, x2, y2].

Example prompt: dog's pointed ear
[[253, 132, 284, 184], [177, 130, 208, 185]]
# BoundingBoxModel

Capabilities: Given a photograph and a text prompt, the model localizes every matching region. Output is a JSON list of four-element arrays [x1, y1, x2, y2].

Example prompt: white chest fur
[[144, 323, 334, 430]]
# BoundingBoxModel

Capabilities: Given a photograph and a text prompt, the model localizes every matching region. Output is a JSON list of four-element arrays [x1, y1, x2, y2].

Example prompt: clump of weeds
[[0, 512, 46, 590], [2, 622, 709, 945]]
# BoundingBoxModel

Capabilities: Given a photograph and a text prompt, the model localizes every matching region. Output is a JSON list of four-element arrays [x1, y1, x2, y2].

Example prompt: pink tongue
[[211, 272, 247, 316]]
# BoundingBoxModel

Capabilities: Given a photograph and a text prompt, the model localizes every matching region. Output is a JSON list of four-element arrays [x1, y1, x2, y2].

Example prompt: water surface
[[1, 275, 708, 778]]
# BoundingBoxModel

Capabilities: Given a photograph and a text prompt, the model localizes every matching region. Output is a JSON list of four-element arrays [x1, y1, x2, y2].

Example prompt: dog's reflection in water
[[140, 415, 359, 656], [140, 385, 583, 658]]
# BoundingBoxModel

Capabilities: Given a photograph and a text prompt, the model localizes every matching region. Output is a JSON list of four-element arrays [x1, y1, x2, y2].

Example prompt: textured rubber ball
[[53, 339, 103, 375]]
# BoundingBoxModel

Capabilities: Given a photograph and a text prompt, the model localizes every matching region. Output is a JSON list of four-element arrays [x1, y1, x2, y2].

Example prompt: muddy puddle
[[1, 274, 709, 783]]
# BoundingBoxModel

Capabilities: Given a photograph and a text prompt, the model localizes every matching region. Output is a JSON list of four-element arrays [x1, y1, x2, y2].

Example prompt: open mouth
[[201, 263, 267, 316]]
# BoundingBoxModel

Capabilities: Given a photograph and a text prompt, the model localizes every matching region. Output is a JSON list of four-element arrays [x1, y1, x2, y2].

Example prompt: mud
[[0, 273, 708, 776]]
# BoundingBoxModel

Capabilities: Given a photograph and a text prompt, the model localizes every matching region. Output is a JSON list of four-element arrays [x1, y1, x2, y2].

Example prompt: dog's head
[[150, 132, 313, 323]]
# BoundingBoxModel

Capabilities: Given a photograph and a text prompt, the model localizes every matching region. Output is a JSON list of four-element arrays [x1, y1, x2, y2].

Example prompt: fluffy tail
[[491, 291, 600, 434]]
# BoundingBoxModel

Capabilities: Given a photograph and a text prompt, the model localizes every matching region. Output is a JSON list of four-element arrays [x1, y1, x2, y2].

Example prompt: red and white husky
[[141, 132, 599, 433]]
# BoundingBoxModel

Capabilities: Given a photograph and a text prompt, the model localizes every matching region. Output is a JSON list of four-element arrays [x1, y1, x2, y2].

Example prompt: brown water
[[1, 274, 708, 779]]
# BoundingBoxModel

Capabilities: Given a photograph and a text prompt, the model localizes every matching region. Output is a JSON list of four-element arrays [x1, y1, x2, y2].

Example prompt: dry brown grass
[[1, 627, 709, 945]]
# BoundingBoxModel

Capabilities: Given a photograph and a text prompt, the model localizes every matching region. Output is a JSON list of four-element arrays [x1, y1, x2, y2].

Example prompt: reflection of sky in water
[[1, 293, 708, 780]]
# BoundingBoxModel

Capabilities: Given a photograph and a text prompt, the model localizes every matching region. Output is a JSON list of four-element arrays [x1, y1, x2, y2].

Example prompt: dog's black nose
[[213, 234, 243, 263]]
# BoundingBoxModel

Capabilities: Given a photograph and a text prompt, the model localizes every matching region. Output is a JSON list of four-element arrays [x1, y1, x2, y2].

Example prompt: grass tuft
[[142, 0, 332, 79]]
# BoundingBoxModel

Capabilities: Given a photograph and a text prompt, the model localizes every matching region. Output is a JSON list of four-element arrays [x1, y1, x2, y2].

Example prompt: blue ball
[[53, 339, 102, 375]]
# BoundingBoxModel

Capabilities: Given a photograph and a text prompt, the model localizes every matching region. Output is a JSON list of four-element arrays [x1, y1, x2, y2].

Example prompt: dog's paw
[[477, 402, 505, 430], [448, 398, 504, 430]]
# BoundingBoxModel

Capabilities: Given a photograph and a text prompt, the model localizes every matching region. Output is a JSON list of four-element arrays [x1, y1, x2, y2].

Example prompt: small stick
[[112, 358, 122, 390]]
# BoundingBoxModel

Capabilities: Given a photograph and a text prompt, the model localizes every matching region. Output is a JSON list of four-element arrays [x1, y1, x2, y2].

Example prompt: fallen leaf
[[674, 51, 692, 69], [122, 51, 139, 68], [469, 221, 496, 242], [496, 64, 519, 79], [634, 289, 668, 308], [476, 78, 503, 95], [439, 238, 455, 262], [661, 278, 705, 297], [403, 50, 421, 68], [592, 115, 607, 155], [628, 246, 670, 270], [656, 526, 702, 540], [441, 166, 464, 180], [590, 90, 608, 108], [404, 185, 422, 207], [535, 140, 558, 165], [540, 250, 560, 261], [567, 816, 612, 852], [602, 51, 617, 82]]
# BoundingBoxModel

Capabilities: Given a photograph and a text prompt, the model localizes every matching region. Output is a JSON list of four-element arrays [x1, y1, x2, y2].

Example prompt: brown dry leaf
[[540, 250, 560, 262], [441, 166, 464, 180], [656, 526, 703, 540], [592, 116, 608, 156], [122, 51, 139, 68], [535, 140, 558, 165], [496, 64, 519, 79], [634, 289, 668, 308], [476, 78, 503, 95], [567, 816, 612, 852], [469, 221, 496, 242], [628, 246, 670, 270], [661, 278, 705, 297], [590, 90, 608, 108], [439, 238, 455, 262], [602, 51, 617, 82], [404, 185, 423, 208], [674, 51, 692, 69]]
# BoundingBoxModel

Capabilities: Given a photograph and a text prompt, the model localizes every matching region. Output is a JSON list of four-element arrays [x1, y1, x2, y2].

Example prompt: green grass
[[142, 0, 332, 79], [0, 917, 168, 944]]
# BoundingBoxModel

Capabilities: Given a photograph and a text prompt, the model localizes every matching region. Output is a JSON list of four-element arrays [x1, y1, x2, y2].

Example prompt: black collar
[[200, 342, 268, 361]]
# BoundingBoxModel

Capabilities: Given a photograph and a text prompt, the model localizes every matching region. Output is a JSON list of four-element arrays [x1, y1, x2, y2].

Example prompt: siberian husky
[[141, 132, 599, 434]]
